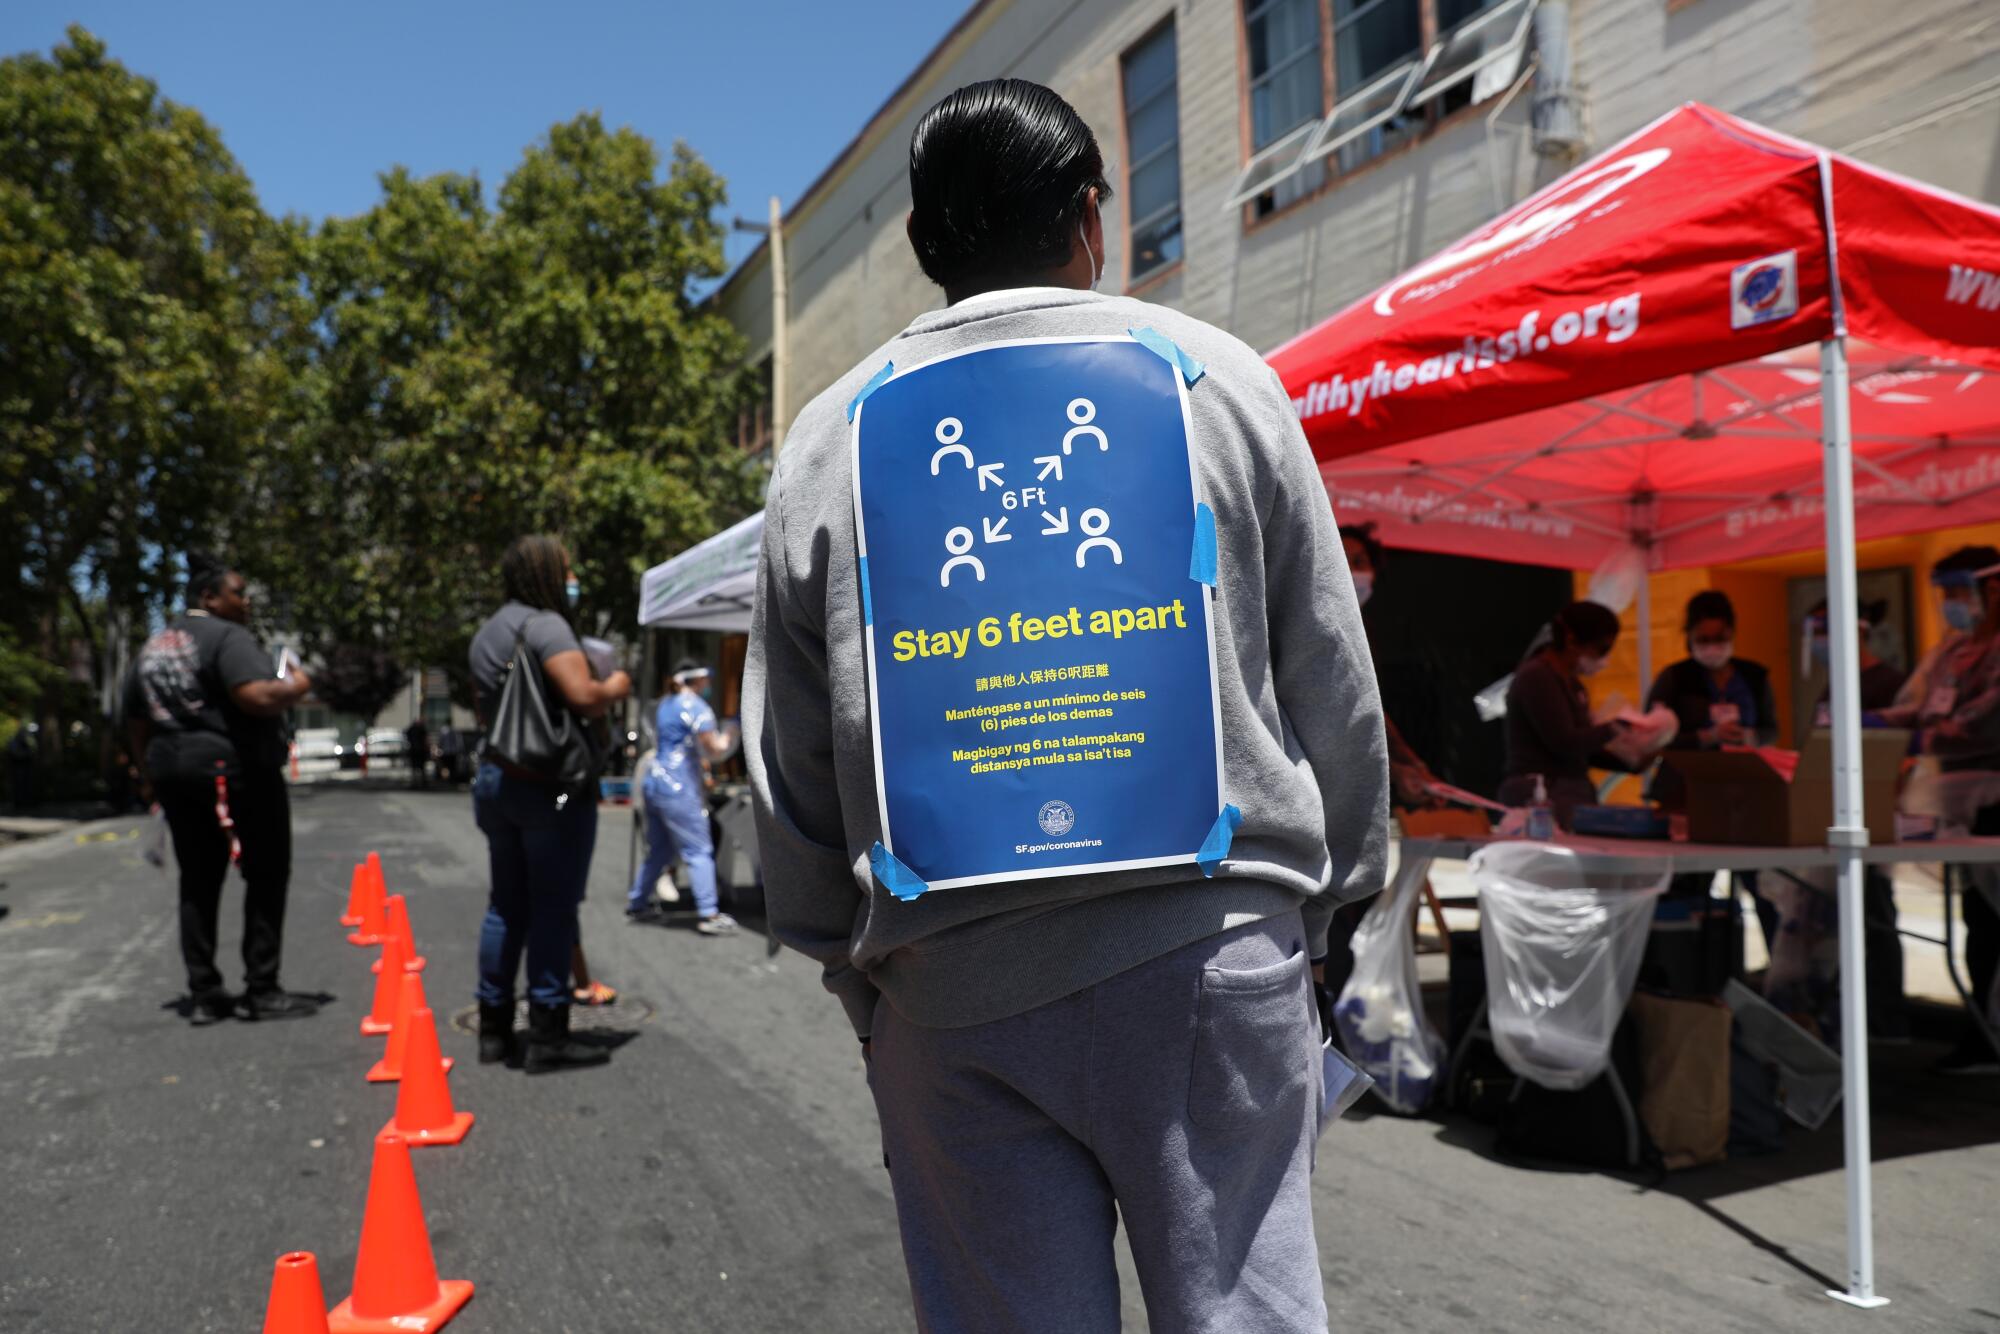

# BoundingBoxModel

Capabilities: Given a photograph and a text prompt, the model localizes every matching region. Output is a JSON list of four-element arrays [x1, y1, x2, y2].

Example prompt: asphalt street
[[1, 785, 1996, 1333]]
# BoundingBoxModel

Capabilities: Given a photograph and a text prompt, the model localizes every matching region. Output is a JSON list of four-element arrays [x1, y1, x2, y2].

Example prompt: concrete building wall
[[717, 0, 2000, 430]]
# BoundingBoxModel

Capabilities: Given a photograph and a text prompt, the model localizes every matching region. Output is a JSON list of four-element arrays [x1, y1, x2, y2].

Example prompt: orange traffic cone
[[346, 857, 387, 947], [360, 914, 422, 1037], [327, 1132, 474, 1334], [367, 970, 454, 1084], [381, 1006, 474, 1146], [369, 894, 427, 974], [340, 863, 367, 928], [262, 1250, 333, 1334]]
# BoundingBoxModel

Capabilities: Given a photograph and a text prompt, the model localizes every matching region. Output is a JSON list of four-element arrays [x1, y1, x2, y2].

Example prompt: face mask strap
[[1076, 217, 1100, 291]]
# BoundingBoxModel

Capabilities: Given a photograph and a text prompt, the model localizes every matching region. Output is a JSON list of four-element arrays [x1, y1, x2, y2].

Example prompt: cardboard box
[[1662, 729, 1908, 846]]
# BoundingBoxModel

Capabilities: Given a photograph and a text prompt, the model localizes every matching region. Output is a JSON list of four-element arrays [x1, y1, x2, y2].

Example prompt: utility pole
[[769, 195, 788, 456]]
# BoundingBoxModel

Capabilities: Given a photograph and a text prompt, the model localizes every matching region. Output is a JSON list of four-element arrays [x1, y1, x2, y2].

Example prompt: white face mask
[[1077, 217, 1100, 291], [1576, 653, 1608, 678], [1692, 641, 1733, 670], [1352, 572, 1374, 607]]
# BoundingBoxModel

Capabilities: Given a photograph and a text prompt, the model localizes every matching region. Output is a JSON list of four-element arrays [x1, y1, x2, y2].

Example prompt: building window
[[1229, 0, 1531, 215], [1242, 0, 1328, 215], [1121, 21, 1183, 282], [737, 355, 773, 461], [1327, 0, 1424, 173]]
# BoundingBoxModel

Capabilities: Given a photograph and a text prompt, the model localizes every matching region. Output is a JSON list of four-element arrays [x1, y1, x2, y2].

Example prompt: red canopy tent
[[1270, 102, 2000, 1309], [1275, 103, 2000, 571]]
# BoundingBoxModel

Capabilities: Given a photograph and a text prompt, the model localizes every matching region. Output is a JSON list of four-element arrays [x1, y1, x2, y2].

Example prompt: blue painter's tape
[[1190, 503, 1217, 586], [1128, 326, 1206, 386], [1197, 804, 1243, 878], [871, 840, 930, 901], [858, 555, 873, 626], [847, 361, 895, 421]]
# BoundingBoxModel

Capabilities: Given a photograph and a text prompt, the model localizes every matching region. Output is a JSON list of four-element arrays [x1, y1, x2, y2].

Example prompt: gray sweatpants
[[867, 909, 1326, 1334]]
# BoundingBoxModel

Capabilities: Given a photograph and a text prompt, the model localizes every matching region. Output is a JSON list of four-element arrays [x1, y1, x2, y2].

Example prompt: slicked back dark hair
[[908, 78, 1112, 291], [502, 534, 571, 618]]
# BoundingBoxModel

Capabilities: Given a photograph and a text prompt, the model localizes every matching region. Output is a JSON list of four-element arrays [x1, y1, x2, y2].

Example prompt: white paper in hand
[[580, 636, 619, 681], [1319, 1039, 1374, 1136]]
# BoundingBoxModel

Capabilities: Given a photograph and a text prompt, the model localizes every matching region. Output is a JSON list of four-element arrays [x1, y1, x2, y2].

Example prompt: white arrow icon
[[983, 515, 1012, 544], [1040, 508, 1069, 536], [1034, 455, 1063, 483], [977, 462, 1005, 491]]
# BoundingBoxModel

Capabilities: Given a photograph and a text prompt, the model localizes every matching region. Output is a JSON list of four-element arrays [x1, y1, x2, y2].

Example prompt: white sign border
[[850, 334, 1226, 892]]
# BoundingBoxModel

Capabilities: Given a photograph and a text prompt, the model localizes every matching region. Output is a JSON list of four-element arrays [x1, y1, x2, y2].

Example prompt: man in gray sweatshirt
[[746, 79, 1387, 1333]]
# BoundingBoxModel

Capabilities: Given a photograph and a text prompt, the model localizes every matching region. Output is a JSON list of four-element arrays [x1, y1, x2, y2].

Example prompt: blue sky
[[4, 1, 969, 276]]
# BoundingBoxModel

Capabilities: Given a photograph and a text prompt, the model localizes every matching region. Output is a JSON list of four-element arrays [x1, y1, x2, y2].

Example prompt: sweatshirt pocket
[[1187, 948, 1313, 1131]]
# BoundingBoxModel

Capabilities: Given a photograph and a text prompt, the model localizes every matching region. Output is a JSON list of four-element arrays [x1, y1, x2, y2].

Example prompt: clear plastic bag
[[1470, 843, 1669, 1091], [1318, 1040, 1375, 1136], [142, 805, 170, 872], [1723, 978, 1843, 1129], [1334, 854, 1446, 1114], [1473, 672, 1513, 722]]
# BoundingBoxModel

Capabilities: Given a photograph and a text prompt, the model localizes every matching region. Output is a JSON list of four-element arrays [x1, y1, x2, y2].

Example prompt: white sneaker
[[695, 912, 739, 937]]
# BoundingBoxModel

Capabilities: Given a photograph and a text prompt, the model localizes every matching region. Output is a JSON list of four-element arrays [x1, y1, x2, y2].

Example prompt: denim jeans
[[473, 763, 598, 1009], [626, 774, 718, 918]]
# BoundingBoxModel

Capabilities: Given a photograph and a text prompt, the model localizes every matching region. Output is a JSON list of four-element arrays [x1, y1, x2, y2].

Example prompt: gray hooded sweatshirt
[[745, 288, 1388, 1039]]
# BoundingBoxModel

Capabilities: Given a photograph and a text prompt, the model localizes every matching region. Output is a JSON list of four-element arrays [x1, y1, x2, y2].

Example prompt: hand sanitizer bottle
[[1526, 774, 1555, 840]]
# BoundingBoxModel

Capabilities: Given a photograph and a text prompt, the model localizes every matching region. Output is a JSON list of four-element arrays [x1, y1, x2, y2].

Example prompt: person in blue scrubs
[[627, 660, 740, 934]]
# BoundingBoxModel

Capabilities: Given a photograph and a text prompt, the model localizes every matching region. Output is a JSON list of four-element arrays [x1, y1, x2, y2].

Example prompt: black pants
[[1861, 868, 1907, 1033], [1964, 875, 2000, 1010], [157, 769, 291, 996]]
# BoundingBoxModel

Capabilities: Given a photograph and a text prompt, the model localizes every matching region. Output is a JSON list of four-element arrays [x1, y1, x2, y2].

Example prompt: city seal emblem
[[1037, 799, 1077, 837]]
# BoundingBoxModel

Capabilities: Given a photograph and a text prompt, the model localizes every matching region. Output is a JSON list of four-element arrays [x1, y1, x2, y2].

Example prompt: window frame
[[1231, 0, 1533, 223], [1118, 14, 1186, 289], [1225, 0, 1333, 212]]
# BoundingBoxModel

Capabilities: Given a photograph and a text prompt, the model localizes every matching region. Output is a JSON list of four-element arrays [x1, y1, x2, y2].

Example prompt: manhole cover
[[448, 997, 655, 1035]]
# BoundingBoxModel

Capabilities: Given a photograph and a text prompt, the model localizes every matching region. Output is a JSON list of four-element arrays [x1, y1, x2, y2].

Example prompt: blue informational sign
[[851, 336, 1223, 892]]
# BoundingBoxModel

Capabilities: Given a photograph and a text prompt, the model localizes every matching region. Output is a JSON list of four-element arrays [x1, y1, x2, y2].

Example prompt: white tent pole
[[1819, 334, 1888, 1310]]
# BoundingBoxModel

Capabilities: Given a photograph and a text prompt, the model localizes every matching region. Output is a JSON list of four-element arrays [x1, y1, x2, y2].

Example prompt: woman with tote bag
[[467, 535, 630, 1073]]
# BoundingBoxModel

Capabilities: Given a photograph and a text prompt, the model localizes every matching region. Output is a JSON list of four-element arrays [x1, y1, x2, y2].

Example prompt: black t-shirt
[[123, 613, 286, 778]]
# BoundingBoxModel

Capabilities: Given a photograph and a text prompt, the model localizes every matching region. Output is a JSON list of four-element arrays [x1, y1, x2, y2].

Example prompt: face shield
[[1931, 564, 2000, 632]]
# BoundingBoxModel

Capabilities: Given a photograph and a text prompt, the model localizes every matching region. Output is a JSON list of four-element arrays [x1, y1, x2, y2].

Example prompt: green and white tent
[[637, 512, 763, 633]]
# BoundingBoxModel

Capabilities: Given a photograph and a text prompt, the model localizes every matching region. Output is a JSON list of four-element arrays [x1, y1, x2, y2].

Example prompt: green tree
[[0, 26, 293, 759], [489, 118, 758, 620], [249, 114, 759, 695], [2, 27, 759, 771], [311, 643, 406, 725]]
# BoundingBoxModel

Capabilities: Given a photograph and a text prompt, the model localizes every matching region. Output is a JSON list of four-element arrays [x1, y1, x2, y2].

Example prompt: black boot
[[242, 988, 319, 1021], [524, 1002, 609, 1075], [478, 1002, 515, 1065]]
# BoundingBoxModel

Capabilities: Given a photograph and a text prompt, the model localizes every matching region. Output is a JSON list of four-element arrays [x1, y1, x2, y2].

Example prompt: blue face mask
[[1809, 635, 1830, 665], [1944, 599, 1979, 632], [564, 579, 580, 608]]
